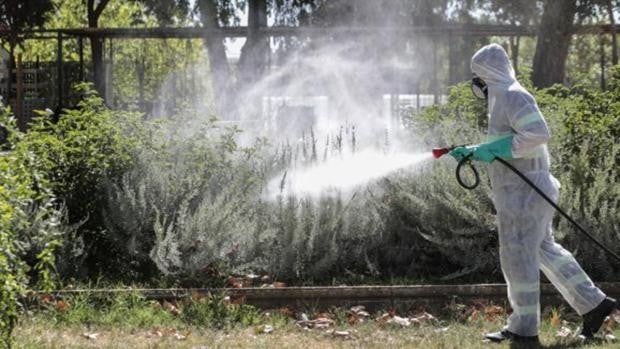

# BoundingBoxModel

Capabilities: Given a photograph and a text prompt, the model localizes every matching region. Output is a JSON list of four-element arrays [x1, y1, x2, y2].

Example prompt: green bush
[[0, 109, 65, 346], [103, 113, 264, 282], [18, 83, 142, 278], [83, 73, 620, 285]]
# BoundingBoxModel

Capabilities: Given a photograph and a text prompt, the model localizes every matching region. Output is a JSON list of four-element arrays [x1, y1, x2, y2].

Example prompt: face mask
[[471, 76, 488, 99]]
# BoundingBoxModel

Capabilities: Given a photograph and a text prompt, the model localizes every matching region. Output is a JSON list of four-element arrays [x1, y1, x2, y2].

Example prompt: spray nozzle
[[431, 144, 469, 159]]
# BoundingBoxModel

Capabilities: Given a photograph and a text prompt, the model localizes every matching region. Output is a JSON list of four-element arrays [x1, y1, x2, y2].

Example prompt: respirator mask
[[471, 75, 488, 100]]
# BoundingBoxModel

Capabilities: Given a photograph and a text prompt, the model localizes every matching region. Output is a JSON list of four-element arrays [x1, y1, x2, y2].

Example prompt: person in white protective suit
[[449, 43, 617, 344]]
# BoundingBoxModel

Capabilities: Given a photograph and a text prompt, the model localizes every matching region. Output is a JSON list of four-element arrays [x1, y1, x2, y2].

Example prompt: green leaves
[[0, 105, 64, 346]]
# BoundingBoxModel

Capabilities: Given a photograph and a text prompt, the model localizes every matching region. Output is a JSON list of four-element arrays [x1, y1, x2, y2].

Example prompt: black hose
[[455, 153, 479, 189], [456, 155, 620, 263]]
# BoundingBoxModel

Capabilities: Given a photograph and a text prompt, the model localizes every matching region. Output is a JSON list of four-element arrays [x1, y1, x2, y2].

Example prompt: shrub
[[0, 108, 65, 346], [103, 75, 619, 285], [104, 114, 265, 282], [18, 83, 142, 278]]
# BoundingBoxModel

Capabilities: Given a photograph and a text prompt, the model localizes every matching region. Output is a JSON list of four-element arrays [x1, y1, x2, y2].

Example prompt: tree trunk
[[239, 0, 269, 84], [607, 0, 618, 65], [87, 0, 109, 97], [197, 0, 234, 119], [90, 36, 105, 96], [5, 45, 13, 107], [238, 0, 269, 119], [532, 0, 578, 88], [600, 34, 607, 89], [510, 18, 520, 76], [511, 35, 520, 76]]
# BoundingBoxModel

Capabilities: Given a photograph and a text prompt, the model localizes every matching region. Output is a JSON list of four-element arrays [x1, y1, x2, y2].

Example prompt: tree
[[0, 0, 54, 103], [196, 0, 236, 118], [532, 0, 578, 88], [606, 0, 618, 65], [238, 0, 268, 88], [475, 0, 541, 75], [87, 0, 112, 97]]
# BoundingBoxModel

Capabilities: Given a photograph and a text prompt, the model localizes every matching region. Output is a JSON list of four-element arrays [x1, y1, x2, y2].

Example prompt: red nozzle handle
[[432, 147, 451, 159], [432, 144, 469, 159]]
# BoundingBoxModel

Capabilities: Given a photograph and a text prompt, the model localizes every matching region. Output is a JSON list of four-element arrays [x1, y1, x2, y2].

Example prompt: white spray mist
[[267, 150, 432, 198]]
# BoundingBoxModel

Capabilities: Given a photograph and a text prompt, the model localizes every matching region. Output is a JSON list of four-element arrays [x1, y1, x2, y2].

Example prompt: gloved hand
[[449, 135, 514, 164], [449, 146, 474, 162]]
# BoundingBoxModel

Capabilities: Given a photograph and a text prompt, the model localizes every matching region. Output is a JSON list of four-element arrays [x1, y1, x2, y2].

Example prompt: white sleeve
[[507, 94, 550, 158]]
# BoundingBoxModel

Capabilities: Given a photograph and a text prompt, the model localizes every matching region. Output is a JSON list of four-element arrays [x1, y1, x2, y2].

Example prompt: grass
[[13, 318, 620, 349], [13, 292, 620, 348]]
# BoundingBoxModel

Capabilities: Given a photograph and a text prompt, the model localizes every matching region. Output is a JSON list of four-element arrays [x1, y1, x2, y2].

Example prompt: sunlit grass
[[14, 292, 620, 348]]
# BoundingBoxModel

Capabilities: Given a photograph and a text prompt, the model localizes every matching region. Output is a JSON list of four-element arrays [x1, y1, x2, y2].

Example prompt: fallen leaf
[[412, 312, 437, 324], [556, 326, 572, 338], [277, 307, 296, 318], [173, 332, 187, 340], [350, 305, 366, 314], [483, 306, 505, 322], [39, 294, 54, 304], [347, 313, 361, 325], [347, 306, 370, 325], [467, 309, 480, 322], [296, 317, 335, 329], [82, 332, 99, 340], [146, 329, 163, 338], [162, 301, 181, 315], [327, 329, 354, 340], [315, 312, 332, 320], [603, 310, 620, 333], [386, 316, 411, 327], [375, 312, 392, 324], [55, 300, 70, 312]]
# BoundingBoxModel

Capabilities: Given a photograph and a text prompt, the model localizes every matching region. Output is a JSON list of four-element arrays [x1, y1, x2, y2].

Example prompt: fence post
[[57, 32, 63, 109], [78, 36, 84, 82], [600, 33, 606, 90], [16, 53, 24, 131]]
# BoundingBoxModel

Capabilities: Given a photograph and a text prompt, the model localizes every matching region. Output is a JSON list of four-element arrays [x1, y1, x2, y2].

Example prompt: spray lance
[[431, 145, 620, 263]]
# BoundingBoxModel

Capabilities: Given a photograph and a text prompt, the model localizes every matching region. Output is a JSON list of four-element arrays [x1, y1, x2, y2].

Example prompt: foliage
[[0, 0, 53, 50], [21, 0, 209, 113], [36, 289, 261, 330], [13, 83, 142, 278], [103, 112, 266, 281], [0, 107, 66, 346], [375, 156, 498, 281], [181, 293, 261, 328], [100, 71, 619, 284]]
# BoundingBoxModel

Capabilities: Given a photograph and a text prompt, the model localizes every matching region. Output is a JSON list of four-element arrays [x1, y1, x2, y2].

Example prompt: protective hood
[[471, 44, 516, 87]]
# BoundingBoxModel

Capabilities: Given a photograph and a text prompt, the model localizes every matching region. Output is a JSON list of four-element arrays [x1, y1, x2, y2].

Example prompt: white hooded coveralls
[[471, 44, 606, 336]]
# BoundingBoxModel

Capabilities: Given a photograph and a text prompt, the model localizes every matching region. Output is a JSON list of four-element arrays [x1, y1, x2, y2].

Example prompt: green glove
[[449, 135, 514, 164], [449, 146, 474, 162]]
